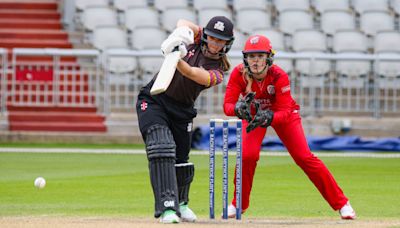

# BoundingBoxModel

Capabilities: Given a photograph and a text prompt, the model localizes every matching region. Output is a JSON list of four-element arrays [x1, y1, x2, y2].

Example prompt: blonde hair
[[221, 55, 230, 72]]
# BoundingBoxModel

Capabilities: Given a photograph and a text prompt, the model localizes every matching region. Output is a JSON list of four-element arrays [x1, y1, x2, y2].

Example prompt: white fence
[[1, 48, 399, 118], [5, 48, 103, 112], [0, 49, 7, 114]]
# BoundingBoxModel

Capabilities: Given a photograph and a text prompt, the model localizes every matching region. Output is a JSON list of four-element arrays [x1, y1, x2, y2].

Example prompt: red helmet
[[242, 35, 275, 75], [243, 35, 272, 54]]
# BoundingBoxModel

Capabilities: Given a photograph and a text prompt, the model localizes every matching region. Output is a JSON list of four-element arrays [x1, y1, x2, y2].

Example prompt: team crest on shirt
[[281, 85, 291, 93], [267, 85, 275, 95], [140, 100, 148, 111], [187, 49, 195, 59]]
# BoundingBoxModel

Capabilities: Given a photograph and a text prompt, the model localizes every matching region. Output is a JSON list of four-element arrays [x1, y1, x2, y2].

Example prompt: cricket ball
[[34, 177, 46, 189]]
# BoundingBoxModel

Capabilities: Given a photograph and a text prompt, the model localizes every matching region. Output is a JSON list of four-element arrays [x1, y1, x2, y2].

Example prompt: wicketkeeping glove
[[246, 102, 274, 133], [234, 92, 255, 122]]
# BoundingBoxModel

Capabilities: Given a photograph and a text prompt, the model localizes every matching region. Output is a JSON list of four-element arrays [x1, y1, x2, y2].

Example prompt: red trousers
[[232, 112, 348, 211]]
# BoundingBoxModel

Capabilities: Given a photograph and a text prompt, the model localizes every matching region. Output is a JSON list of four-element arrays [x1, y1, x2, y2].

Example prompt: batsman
[[136, 16, 235, 223], [223, 35, 356, 219]]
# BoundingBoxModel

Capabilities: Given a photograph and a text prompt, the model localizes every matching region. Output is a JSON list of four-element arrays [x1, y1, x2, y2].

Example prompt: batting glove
[[234, 92, 255, 122], [246, 102, 274, 133], [169, 26, 194, 45], [161, 36, 183, 56], [178, 43, 187, 58]]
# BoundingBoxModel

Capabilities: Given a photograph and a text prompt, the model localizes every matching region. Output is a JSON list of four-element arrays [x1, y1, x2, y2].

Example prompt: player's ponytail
[[221, 55, 230, 72]]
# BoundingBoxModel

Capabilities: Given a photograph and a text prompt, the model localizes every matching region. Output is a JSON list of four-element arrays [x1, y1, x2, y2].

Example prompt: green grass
[[0, 143, 145, 149], [0, 152, 399, 219]]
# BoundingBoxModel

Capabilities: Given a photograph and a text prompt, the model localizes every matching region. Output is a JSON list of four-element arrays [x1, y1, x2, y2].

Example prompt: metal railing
[[10, 48, 102, 111], [0, 48, 7, 114], [1, 48, 400, 118]]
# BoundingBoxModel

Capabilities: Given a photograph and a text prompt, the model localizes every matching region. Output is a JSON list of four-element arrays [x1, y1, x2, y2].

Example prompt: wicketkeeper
[[223, 35, 356, 219]]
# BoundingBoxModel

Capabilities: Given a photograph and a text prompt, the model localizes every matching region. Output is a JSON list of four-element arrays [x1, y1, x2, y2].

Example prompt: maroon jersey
[[153, 28, 225, 105]]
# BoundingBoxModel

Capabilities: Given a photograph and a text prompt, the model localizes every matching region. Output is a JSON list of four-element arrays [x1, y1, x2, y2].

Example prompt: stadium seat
[[75, 0, 109, 11], [360, 10, 395, 36], [236, 8, 271, 34], [278, 10, 314, 35], [391, 0, 400, 15], [193, 0, 228, 11], [161, 7, 196, 32], [130, 26, 167, 50], [333, 30, 368, 53], [198, 8, 232, 27], [153, 0, 189, 11], [82, 6, 118, 31], [230, 29, 247, 50], [374, 31, 400, 78], [252, 28, 285, 51], [333, 30, 370, 88], [352, 0, 389, 14], [252, 28, 293, 72], [292, 29, 330, 76], [105, 49, 138, 74], [274, 0, 310, 12], [124, 7, 159, 32], [232, 0, 269, 11], [139, 57, 165, 80], [374, 30, 400, 53], [321, 10, 355, 35], [92, 26, 128, 50], [113, 0, 148, 11], [313, 0, 350, 14]]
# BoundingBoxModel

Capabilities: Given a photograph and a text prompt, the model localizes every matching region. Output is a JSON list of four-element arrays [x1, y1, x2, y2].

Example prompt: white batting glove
[[178, 43, 187, 58], [169, 26, 194, 45], [161, 36, 183, 56]]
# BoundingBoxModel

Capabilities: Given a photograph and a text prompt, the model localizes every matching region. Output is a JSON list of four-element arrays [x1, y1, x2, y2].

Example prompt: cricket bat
[[150, 51, 181, 95]]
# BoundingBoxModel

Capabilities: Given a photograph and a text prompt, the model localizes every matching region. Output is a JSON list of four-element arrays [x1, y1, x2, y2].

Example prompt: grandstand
[[0, 0, 399, 143]]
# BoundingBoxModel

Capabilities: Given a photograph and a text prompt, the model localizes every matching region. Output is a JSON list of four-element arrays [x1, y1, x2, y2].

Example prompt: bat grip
[[172, 46, 180, 52]]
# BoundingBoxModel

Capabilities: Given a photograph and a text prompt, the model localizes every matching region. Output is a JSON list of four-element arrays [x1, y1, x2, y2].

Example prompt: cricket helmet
[[201, 16, 235, 58]]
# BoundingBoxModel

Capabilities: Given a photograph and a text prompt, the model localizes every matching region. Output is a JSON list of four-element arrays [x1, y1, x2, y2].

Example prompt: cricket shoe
[[226, 204, 245, 218], [159, 209, 180, 224], [339, 201, 356, 220], [179, 203, 197, 222]]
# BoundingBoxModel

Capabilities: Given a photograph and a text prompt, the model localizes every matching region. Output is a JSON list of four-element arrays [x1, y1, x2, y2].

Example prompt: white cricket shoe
[[179, 203, 197, 222], [339, 201, 356, 220], [159, 210, 180, 224], [227, 204, 237, 218]]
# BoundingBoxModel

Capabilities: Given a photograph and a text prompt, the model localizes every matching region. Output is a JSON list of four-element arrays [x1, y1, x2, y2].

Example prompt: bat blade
[[150, 51, 181, 95]]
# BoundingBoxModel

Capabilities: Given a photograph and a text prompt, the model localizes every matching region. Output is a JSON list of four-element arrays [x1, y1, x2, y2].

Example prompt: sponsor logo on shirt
[[281, 85, 290, 93]]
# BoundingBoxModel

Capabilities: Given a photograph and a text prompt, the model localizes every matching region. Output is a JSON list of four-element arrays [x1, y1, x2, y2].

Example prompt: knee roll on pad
[[150, 157, 180, 218], [146, 124, 176, 160], [175, 163, 195, 204]]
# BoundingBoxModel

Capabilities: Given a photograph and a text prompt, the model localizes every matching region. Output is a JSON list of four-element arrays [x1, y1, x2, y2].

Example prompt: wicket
[[209, 119, 242, 220]]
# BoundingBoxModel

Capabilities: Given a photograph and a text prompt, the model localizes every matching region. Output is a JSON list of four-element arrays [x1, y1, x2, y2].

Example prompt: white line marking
[[0, 148, 399, 158]]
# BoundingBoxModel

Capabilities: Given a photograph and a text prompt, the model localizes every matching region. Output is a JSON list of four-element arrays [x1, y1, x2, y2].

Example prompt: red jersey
[[223, 63, 300, 126]]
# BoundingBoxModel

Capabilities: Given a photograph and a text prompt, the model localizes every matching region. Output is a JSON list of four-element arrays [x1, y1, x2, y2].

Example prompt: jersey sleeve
[[223, 66, 246, 116], [270, 70, 295, 127]]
